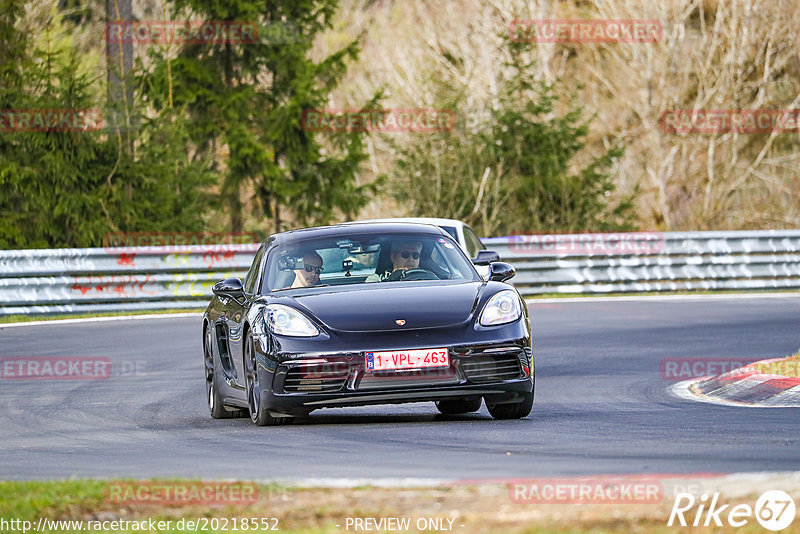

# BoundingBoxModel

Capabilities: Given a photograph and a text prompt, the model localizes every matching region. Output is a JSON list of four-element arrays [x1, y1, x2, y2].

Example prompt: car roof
[[267, 221, 449, 246], [351, 217, 464, 228]]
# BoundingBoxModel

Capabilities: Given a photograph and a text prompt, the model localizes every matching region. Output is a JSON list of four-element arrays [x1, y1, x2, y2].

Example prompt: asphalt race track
[[1, 296, 799, 481]]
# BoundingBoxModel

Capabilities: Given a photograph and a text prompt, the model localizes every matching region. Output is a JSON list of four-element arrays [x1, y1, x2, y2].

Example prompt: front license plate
[[365, 348, 449, 371]]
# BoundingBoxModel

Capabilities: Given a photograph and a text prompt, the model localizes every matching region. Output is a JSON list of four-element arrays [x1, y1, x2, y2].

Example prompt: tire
[[435, 397, 482, 415], [486, 391, 533, 420], [205, 325, 245, 419], [245, 334, 292, 426]]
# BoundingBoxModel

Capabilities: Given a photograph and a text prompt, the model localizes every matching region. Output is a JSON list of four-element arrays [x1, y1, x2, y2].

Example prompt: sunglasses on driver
[[398, 251, 420, 259], [304, 265, 324, 274]]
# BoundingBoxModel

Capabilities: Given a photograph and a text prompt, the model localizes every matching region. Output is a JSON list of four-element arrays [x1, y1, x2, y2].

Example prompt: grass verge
[[751, 349, 800, 378], [1, 478, 796, 533]]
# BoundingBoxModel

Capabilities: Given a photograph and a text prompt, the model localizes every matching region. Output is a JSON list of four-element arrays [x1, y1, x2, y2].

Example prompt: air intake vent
[[283, 362, 349, 393], [461, 353, 522, 382]]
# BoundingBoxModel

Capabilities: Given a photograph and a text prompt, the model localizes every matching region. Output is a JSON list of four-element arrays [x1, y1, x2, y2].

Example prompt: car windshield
[[263, 232, 479, 292]]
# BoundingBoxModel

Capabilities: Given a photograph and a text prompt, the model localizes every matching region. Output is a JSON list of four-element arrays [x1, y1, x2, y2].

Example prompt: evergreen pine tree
[[0, 0, 217, 248], [144, 0, 378, 232], [390, 39, 635, 236], [0, 0, 112, 247]]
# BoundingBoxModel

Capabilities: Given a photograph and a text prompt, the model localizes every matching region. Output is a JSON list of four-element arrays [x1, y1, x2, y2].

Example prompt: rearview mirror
[[212, 277, 244, 299], [489, 262, 516, 282], [472, 249, 501, 265]]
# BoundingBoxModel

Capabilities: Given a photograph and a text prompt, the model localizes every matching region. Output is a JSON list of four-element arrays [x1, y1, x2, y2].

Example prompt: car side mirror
[[212, 277, 244, 299], [489, 262, 516, 282], [472, 249, 501, 265]]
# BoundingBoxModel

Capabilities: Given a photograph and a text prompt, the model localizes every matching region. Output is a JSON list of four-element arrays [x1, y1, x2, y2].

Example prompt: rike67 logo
[[669, 490, 796, 531]]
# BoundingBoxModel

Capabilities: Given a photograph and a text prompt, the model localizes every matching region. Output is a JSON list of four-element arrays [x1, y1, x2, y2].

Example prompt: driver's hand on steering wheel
[[385, 268, 408, 281]]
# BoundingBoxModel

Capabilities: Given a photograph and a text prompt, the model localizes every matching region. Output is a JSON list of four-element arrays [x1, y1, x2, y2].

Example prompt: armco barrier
[[0, 231, 798, 316], [0, 244, 258, 316], [483, 230, 800, 296]]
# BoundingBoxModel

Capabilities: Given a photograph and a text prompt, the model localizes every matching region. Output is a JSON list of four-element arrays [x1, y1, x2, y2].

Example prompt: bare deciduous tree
[[327, 0, 800, 229]]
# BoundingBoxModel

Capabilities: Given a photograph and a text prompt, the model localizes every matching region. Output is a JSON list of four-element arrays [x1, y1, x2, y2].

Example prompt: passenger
[[290, 250, 324, 288]]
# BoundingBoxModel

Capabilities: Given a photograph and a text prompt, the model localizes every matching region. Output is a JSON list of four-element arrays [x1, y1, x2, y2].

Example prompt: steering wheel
[[388, 268, 438, 281]]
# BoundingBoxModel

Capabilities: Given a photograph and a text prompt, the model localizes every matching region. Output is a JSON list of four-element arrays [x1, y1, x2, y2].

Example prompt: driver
[[289, 250, 324, 288], [381, 241, 422, 281], [389, 241, 422, 274], [365, 241, 423, 282]]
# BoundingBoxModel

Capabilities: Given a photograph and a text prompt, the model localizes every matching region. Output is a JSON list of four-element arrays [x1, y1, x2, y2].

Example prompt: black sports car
[[203, 222, 534, 425]]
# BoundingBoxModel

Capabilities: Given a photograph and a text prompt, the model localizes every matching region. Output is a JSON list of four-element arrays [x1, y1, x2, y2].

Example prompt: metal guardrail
[[0, 245, 258, 316], [0, 230, 798, 316], [484, 230, 800, 296]]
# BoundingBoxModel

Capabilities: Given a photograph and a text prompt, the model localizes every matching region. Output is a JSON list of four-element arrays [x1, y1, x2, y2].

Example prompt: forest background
[[1, 0, 798, 248]]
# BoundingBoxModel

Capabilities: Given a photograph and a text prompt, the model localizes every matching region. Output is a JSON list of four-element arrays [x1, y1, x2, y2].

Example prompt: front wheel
[[205, 326, 245, 419], [245, 335, 291, 426], [486, 391, 533, 420]]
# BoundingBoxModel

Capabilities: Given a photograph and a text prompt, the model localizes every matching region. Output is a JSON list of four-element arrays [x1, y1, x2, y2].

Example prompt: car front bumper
[[256, 341, 534, 414]]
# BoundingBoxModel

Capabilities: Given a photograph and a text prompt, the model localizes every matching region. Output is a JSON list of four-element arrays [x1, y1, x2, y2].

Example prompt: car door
[[227, 244, 265, 387]]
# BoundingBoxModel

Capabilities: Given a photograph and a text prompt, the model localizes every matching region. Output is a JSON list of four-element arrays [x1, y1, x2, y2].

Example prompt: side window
[[243, 245, 265, 294], [463, 226, 483, 258], [430, 247, 450, 273], [430, 241, 463, 279]]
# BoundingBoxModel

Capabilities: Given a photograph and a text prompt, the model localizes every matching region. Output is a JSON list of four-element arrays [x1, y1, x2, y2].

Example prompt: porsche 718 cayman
[[202, 222, 534, 425]]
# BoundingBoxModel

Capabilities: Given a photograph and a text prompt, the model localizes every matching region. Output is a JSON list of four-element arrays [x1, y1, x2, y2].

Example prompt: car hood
[[291, 282, 484, 332]]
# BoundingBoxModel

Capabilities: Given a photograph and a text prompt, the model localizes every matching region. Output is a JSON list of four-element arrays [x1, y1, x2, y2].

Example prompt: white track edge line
[[0, 312, 204, 328], [528, 292, 799, 304]]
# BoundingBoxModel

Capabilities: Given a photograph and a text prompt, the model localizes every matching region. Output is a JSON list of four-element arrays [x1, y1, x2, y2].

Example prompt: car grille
[[282, 362, 349, 393], [358, 367, 459, 390], [461, 350, 523, 382]]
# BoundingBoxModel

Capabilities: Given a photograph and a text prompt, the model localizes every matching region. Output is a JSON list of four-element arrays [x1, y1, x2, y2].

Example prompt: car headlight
[[266, 304, 319, 337], [479, 290, 522, 326]]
